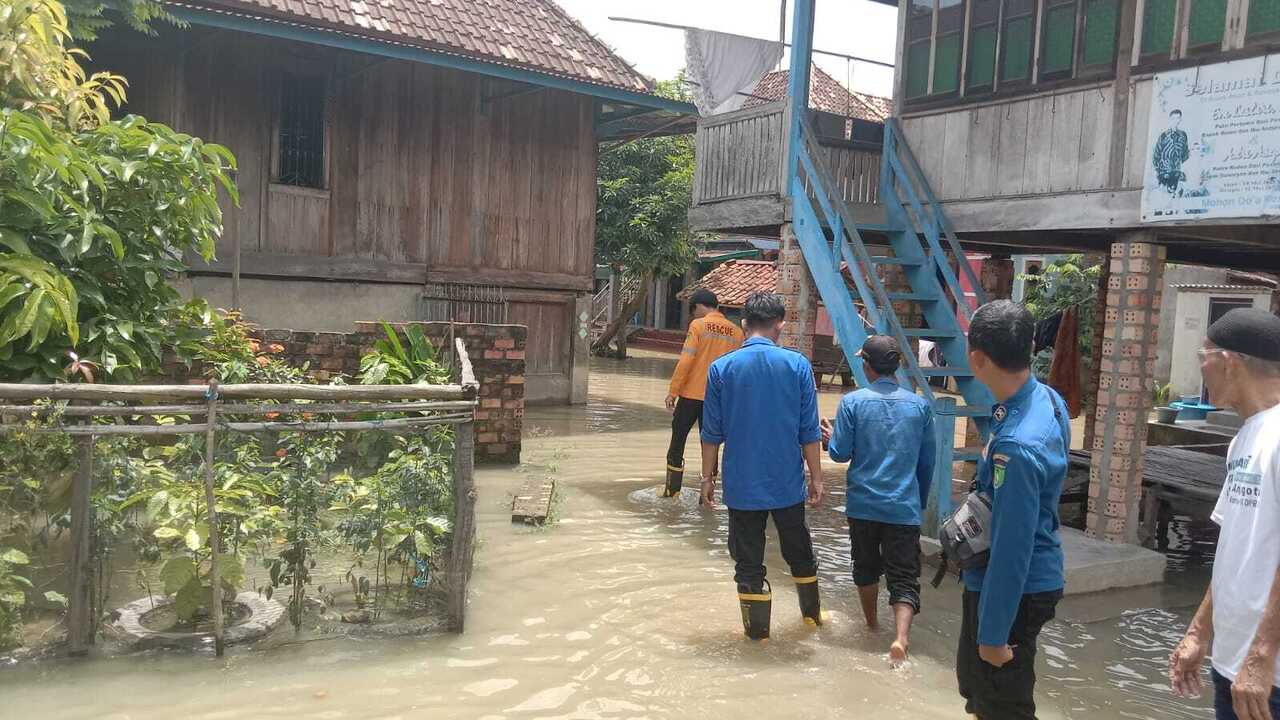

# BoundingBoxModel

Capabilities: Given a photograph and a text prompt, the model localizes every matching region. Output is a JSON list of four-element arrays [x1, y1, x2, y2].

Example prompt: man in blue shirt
[[700, 292, 825, 640], [821, 335, 935, 666], [957, 300, 1069, 719]]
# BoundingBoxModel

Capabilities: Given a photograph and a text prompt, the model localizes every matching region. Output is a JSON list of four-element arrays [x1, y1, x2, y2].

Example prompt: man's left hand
[[665, 394, 677, 412], [819, 418, 833, 443], [806, 475, 824, 507], [979, 644, 1014, 668], [1232, 649, 1278, 720]]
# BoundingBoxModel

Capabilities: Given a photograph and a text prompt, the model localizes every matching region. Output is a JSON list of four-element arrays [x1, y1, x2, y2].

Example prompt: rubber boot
[[795, 575, 822, 626], [663, 465, 683, 497], [738, 580, 771, 640]]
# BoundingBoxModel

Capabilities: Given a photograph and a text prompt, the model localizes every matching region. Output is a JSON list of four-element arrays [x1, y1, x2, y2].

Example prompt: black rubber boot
[[795, 576, 822, 626], [738, 580, 771, 640], [663, 465, 683, 497]]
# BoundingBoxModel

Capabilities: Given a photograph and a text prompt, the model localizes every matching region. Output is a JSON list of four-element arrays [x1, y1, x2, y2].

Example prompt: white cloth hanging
[[684, 29, 784, 116]]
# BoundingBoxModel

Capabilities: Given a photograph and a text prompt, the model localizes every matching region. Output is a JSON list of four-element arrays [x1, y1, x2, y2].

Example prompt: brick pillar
[[979, 256, 1015, 301], [1082, 252, 1111, 449], [778, 223, 818, 357], [1087, 236, 1166, 544]]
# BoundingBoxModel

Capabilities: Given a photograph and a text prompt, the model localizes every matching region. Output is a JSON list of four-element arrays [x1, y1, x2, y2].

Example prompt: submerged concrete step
[[922, 527, 1166, 596], [512, 477, 556, 525]]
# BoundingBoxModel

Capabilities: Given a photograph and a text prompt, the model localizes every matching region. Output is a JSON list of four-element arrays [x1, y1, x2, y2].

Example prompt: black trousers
[[727, 502, 818, 590], [957, 589, 1062, 719], [666, 397, 703, 469], [848, 518, 922, 613]]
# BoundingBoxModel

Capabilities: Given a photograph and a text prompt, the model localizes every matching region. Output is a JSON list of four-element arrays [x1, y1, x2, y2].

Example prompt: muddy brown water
[[2, 352, 1217, 719]]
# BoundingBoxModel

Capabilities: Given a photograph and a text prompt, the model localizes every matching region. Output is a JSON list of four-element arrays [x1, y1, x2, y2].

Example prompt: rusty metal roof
[[173, 0, 654, 94], [747, 65, 891, 123]]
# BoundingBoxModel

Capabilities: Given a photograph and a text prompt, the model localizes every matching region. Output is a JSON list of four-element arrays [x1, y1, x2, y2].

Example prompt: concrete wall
[[1154, 266, 1231, 385], [1169, 288, 1272, 399]]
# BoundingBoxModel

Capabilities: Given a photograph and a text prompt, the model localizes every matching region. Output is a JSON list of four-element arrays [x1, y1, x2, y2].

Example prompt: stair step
[[870, 255, 922, 266], [953, 449, 983, 463], [920, 367, 971, 377], [886, 292, 938, 302], [902, 328, 958, 339], [954, 405, 993, 418]]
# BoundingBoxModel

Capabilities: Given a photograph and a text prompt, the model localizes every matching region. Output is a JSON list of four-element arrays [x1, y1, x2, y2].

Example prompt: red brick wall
[[165, 321, 525, 464]]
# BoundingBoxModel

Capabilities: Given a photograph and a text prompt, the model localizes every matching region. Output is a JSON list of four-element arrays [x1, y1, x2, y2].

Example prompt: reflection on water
[[2, 351, 1219, 719]]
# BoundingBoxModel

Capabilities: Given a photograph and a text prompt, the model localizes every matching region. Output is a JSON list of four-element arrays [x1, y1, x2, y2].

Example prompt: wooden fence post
[[66, 434, 94, 656], [203, 381, 225, 656], [447, 421, 476, 633]]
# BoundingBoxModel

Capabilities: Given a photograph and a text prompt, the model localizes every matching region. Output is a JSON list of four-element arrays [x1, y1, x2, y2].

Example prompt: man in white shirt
[[1170, 308, 1280, 720]]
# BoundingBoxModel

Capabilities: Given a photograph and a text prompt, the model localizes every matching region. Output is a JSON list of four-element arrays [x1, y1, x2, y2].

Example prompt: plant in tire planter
[[1152, 383, 1178, 424]]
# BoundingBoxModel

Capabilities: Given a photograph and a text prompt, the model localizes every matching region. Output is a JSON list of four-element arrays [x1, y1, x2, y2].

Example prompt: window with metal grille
[[1082, 0, 1120, 68], [1187, 0, 1228, 51], [1040, 0, 1078, 78], [1140, 0, 1177, 59], [276, 73, 326, 189], [1249, 0, 1280, 38], [967, 0, 1000, 92], [1000, 0, 1037, 84], [905, 0, 935, 99], [933, 0, 965, 94]]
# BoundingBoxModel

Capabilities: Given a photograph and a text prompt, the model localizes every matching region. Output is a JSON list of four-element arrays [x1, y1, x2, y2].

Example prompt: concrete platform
[[923, 527, 1166, 596]]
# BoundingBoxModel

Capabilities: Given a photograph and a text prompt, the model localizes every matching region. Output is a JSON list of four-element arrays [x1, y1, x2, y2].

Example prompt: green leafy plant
[[0, 547, 65, 651], [1019, 255, 1102, 380], [0, 0, 237, 382], [359, 323, 450, 386], [1153, 382, 1174, 407]]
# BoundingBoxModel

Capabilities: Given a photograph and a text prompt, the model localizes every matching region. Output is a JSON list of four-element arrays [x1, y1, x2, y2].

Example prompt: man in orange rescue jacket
[[664, 289, 744, 497]]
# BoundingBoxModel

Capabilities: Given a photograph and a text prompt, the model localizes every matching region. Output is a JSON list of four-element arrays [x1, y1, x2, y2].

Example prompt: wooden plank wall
[[693, 102, 786, 204], [901, 83, 1128, 202], [94, 28, 597, 290]]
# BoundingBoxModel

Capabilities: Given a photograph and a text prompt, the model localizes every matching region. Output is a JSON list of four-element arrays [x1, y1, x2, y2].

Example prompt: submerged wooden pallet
[[512, 477, 556, 525]]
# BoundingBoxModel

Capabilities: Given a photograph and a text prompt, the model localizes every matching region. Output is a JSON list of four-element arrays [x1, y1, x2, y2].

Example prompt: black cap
[[1207, 308, 1280, 361], [689, 289, 719, 308], [859, 335, 902, 371]]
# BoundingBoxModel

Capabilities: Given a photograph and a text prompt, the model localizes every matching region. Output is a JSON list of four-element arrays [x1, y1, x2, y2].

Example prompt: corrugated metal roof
[[174, 0, 654, 94], [746, 65, 891, 123], [1173, 284, 1274, 292]]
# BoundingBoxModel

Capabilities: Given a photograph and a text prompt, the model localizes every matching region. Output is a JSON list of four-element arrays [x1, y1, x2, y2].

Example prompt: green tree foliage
[[1020, 255, 1102, 379], [0, 0, 237, 382], [595, 78, 701, 279], [60, 0, 176, 42]]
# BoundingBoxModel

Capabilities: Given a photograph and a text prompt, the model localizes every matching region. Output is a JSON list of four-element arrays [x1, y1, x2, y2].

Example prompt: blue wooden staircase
[[789, 117, 995, 532]]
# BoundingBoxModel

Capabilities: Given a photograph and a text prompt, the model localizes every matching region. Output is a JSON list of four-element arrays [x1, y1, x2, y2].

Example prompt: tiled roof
[[176, 0, 653, 93], [678, 260, 778, 309], [746, 65, 891, 123]]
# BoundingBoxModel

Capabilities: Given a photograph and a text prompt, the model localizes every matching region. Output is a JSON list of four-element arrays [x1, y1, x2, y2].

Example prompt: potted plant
[[1153, 383, 1178, 423]]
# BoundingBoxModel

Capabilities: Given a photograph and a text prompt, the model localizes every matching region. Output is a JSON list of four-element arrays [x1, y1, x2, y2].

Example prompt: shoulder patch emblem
[[993, 405, 1008, 423], [993, 453, 1009, 489]]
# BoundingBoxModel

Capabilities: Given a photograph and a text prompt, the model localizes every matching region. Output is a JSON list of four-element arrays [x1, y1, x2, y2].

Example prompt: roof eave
[[166, 3, 696, 115]]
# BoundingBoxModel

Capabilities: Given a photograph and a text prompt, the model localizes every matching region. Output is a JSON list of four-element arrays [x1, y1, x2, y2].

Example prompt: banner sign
[[1142, 55, 1280, 222]]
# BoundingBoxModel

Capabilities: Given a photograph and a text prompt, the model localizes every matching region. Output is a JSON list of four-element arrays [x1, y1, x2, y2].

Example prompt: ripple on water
[[463, 678, 519, 697]]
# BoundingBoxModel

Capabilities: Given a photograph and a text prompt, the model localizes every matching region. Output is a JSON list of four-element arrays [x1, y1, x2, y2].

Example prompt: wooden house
[[89, 0, 694, 404]]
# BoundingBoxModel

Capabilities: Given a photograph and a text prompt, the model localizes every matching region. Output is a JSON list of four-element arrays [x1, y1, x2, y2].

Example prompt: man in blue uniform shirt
[[700, 292, 825, 640], [957, 300, 1069, 719], [821, 334, 935, 665]]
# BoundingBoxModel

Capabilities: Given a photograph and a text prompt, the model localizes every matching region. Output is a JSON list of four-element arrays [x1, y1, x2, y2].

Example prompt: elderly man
[[699, 292, 824, 640], [1170, 308, 1280, 720]]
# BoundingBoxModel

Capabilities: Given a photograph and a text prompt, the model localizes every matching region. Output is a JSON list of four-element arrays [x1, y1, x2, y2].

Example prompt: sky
[[552, 0, 900, 99]]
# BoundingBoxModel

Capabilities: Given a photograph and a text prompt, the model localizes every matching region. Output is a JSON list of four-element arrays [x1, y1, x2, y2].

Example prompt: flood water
[[2, 351, 1218, 719]]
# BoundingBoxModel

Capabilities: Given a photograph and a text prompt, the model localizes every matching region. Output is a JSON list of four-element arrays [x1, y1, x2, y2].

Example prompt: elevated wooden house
[[691, 0, 1280, 555], [90, 0, 693, 404]]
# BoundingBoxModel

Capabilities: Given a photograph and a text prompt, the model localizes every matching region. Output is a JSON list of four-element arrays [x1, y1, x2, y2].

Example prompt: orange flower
[[268, 344, 285, 354], [255, 355, 270, 367], [302, 412, 315, 420], [265, 411, 280, 420], [275, 448, 287, 458]]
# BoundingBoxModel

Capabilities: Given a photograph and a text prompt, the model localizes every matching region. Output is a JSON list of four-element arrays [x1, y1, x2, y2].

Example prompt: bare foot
[[889, 640, 908, 667]]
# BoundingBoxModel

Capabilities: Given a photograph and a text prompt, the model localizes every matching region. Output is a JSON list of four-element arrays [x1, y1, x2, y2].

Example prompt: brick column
[[778, 223, 818, 358], [1087, 236, 1166, 544]]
